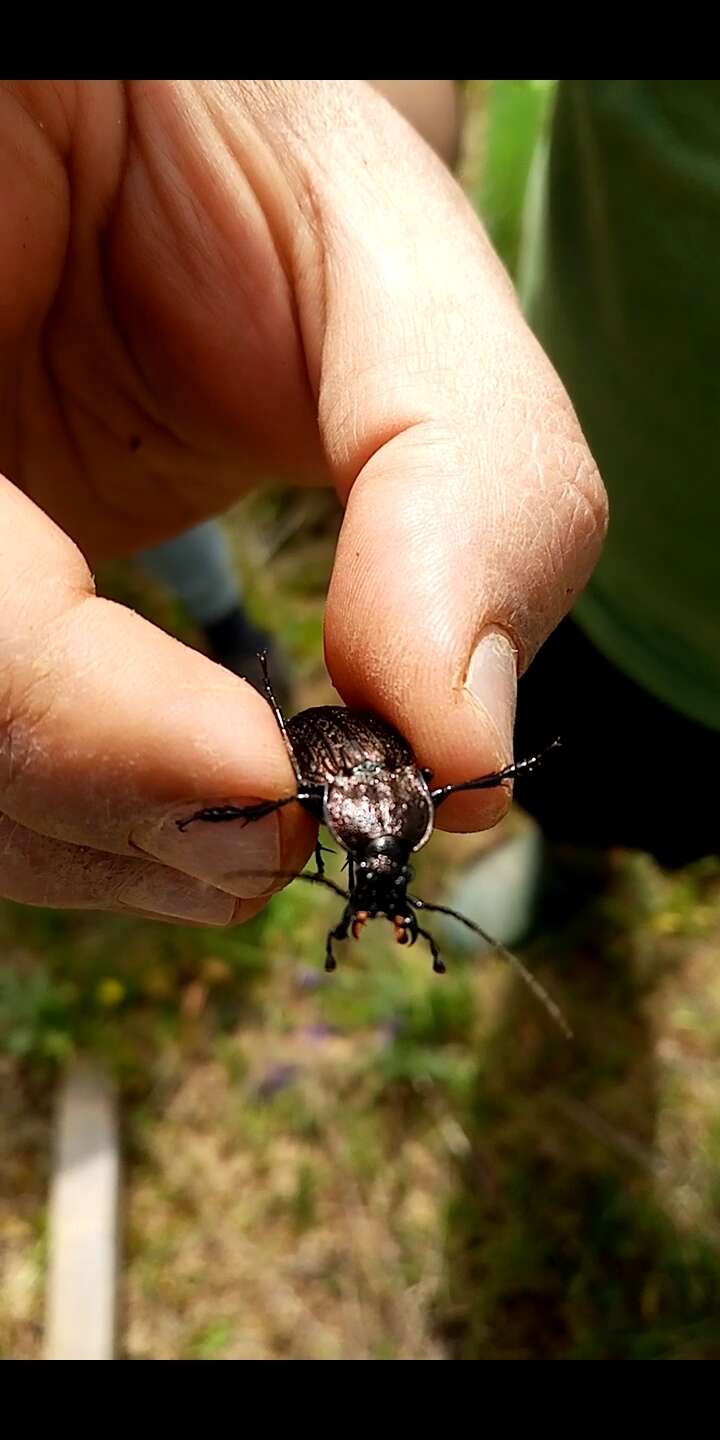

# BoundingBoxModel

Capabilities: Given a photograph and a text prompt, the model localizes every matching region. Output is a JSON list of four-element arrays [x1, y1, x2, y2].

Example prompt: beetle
[[177, 654, 568, 1034]]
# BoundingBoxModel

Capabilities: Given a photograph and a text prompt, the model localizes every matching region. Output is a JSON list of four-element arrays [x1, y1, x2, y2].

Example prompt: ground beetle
[[177, 655, 568, 1035]]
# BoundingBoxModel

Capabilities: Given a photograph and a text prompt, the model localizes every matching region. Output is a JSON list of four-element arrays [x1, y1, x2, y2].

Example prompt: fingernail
[[117, 867, 237, 925], [465, 629, 517, 761], [131, 802, 281, 899]]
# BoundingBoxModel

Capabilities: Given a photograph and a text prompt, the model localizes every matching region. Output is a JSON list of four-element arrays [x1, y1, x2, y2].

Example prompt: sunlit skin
[[0, 81, 606, 926]]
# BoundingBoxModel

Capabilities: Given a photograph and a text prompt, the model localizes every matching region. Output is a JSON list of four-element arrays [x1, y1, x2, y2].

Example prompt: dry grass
[[3, 82, 720, 1362]]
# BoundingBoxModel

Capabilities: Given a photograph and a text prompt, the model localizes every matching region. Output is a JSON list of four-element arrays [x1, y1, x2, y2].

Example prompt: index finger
[[0, 477, 315, 895]]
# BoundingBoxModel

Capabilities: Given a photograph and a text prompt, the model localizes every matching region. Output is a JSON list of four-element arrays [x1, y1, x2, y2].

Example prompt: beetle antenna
[[293, 872, 350, 900], [408, 897, 572, 1039], [256, 650, 304, 788], [232, 869, 350, 901]]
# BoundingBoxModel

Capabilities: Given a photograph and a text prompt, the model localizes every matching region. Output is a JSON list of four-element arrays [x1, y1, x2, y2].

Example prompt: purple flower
[[255, 1063, 300, 1100], [298, 1023, 340, 1042], [294, 967, 325, 992]]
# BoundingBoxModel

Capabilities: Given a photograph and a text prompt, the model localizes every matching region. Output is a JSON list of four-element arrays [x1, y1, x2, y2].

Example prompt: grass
[[3, 81, 720, 1361]]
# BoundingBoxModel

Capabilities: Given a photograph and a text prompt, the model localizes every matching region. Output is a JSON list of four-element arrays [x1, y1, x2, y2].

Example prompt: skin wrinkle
[[0, 811, 124, 904], [0, 79, 607, 910], [320, 358, 457, 452], [0, 98, 70, 335], [43, 324, 204, 549], [2, 83, 75, 160], [0, 809, 247, 921], [166, 87, 309, 374], [1, 685, 57, 794], [209, 92, 331, 419], [100, 94, 322, 506], [90, 145, 199, 436], [0, 588, 96, 793], [305, 137, 516, 465], [326, 431, 604, 817], [339, 420, 600, 674], [0, 813, 21, 861]]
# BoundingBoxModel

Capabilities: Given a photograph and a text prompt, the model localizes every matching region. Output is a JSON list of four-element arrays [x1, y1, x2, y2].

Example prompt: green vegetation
[[3, 82, 720, 1361]]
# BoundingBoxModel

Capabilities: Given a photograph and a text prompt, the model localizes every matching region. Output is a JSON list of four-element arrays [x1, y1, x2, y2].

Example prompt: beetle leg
[[414, 923, 446, 974], [325, 906, 352, 972], [392, 911, 419, 947], [430, 738, 561, 809], [176, 791, 314, 833], [314, 842, 335, 878]]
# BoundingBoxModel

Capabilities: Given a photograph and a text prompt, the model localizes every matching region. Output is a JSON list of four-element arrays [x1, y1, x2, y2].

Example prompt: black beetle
[[177, 655, 567, 1034]]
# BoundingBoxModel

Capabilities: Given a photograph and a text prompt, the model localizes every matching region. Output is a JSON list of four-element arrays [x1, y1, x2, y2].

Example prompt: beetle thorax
[[353, 835, 410, 916], [323, 764, 433, 856]]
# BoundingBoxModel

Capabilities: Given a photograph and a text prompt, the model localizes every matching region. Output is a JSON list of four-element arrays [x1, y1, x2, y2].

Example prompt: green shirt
[[519, 80, 720, 731]]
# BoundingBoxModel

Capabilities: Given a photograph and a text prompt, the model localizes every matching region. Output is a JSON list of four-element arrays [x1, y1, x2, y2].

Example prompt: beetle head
[[351, 834, 411, 914]]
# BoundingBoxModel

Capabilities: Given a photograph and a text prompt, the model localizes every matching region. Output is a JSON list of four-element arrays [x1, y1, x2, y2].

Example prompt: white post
[[44, 1060, 121, 1361]]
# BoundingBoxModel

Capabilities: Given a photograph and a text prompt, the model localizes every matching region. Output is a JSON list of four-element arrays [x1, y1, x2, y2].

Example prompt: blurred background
[[3, 80, 720, 1361]]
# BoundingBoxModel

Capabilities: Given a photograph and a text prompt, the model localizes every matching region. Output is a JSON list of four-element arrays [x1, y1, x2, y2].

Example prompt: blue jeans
[[135, 520, 241, 627]]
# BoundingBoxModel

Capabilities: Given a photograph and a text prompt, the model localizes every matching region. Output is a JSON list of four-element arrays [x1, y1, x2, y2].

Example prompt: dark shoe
[[202, 608, 293, 710], [435, 827, 611, 953]]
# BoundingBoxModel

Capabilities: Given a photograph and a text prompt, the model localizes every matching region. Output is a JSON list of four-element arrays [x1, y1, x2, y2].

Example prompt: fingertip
[[277, 800, 318, 885], [464, 628, 518, 761]]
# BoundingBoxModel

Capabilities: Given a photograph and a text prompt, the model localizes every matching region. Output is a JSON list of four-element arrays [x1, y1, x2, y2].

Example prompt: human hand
[[0, 80, 606, 922]]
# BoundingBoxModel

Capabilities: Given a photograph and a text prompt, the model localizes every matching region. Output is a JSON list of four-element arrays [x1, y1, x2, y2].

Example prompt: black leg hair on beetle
[[430, 738, 561, 809], [176, 792, 315, 832], [408, 896, 571, 1038], [415, 923, 446, 974], [182, 865, 350, 902], [176, 650, 326, 834], [296, 872, 349, 902], [325, 906, 352, 971], [314, 843, 336, 878], [177, 735, 561, 831]]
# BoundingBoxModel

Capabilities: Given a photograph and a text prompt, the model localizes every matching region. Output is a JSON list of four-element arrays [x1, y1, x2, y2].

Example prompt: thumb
[[325, 406, 604, 833], [298, 86, 607, 828]]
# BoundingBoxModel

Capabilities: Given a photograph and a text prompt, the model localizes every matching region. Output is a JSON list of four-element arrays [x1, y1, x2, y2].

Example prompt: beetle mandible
[[177, 654, 567, 1034]]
